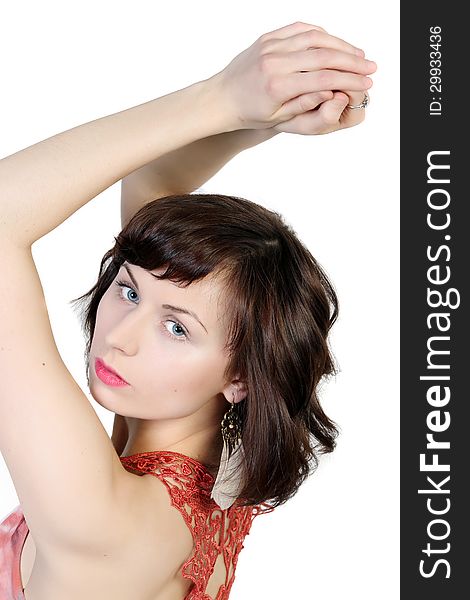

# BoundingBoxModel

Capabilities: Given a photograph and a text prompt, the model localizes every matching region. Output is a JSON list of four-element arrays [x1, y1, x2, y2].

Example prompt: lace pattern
[[120, 450, 274, 599]]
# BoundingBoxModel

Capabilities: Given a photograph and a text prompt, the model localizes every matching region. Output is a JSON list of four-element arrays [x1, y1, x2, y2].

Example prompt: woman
[[0, 20, 376, 600]]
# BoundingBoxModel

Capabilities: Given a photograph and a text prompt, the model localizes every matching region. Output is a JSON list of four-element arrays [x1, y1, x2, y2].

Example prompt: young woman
[[0, 20, 376, 600]]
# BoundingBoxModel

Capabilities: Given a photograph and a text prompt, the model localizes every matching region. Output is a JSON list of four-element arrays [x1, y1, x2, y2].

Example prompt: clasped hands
[[215, 20, 377, 136]]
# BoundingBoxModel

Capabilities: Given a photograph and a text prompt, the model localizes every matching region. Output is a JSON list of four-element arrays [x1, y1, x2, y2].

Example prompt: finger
[[278, 70, 372, 103], [261, 21, 327, 42], [314, 91, 351, 129], [280, 90, 335, 119], [291, 48, 377, 76], [268, 27, 365, 57], [342, 89, 369, 107], [276, 91, 351, 134]]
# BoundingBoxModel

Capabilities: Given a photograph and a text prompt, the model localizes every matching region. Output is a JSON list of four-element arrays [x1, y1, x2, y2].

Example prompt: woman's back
[[0, 450, 273, 600]]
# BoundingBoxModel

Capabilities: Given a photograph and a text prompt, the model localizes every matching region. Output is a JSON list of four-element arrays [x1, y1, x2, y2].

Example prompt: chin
[[93, 396, 121, 415], [88, 380, 114, 410]]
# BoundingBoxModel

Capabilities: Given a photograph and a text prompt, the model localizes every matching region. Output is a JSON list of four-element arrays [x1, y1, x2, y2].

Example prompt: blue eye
[[163, 321, 187, 340], [115, 279, 139, 303], [113, 279, 189, 342]]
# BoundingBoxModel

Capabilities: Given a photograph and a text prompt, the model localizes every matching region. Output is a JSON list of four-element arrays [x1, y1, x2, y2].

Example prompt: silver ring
[[347, 92, 369, 110]]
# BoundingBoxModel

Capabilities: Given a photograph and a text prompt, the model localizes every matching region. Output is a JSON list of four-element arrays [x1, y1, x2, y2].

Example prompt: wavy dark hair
[[70, 193, 340, 510]]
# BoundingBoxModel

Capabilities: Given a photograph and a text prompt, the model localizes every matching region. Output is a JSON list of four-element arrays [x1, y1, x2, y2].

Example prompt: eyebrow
[[122, 263, 208, 334]]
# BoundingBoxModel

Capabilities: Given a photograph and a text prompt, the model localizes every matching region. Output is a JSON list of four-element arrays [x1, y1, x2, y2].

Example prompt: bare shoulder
[[102, 469, 196, 597], [26, 469, 196, 599], [116, 466, 195, 557]]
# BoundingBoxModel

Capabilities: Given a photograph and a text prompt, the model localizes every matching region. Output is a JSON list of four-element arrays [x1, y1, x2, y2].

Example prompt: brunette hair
[[70, 193, 340, 510]]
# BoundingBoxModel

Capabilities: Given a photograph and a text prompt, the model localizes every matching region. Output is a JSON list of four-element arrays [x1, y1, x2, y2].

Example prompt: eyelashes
[[113, 279, 189, 342]]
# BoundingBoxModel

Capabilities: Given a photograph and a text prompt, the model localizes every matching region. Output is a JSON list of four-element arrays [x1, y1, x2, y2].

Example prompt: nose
[[104, 308, 146, 356]]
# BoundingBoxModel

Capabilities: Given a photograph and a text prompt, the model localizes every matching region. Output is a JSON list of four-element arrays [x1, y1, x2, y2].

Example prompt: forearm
[[0, 74, 236, 248], [121, 128, 279, 228]]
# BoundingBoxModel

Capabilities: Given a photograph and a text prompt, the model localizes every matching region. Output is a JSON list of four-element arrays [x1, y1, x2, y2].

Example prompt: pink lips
[[95, 358, 129, 387]]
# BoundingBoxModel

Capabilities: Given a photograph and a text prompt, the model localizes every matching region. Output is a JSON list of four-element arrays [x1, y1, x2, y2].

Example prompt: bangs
[[111, 194, 246, 287]]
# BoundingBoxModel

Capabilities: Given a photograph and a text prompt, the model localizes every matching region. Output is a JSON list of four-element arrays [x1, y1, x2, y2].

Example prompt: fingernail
[[355, 48, 365, 57], [366, 60, 377, 68]]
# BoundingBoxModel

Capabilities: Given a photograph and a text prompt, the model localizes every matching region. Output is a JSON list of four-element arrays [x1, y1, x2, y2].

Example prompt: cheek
[[170, 349, 227, 393], [144, 348, 226, 396], [92, 294, 115, 337], [91, 291, 135, 352]]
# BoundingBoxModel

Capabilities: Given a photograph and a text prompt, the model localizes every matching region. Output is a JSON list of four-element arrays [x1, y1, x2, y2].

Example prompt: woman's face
[[88, 262, 234, 423]]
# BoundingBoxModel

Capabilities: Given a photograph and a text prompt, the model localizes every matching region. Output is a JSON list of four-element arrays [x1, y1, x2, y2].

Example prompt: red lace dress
[[0, 450, 274, 600]]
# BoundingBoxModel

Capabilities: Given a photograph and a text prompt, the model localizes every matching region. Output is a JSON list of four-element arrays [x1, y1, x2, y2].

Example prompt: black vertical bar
[[401, 5, 467, 598]]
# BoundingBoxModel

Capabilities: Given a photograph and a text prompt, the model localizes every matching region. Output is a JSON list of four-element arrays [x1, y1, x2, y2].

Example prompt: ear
[[222, 378, 247, 404]]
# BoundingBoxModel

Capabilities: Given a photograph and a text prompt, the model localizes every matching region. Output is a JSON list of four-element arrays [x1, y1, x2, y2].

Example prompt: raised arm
[[0, 21, 375, 249], [0, 76, 234, 249], [119, 25, 377, 228], [120, 128, 279, 228]]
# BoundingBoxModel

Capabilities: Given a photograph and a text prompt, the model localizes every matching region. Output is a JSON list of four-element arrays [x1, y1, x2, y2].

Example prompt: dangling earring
[[210, 392, 246, 510]]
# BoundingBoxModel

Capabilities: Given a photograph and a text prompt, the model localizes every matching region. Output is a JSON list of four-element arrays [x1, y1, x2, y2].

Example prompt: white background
[[0, 1, 399, 598]]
